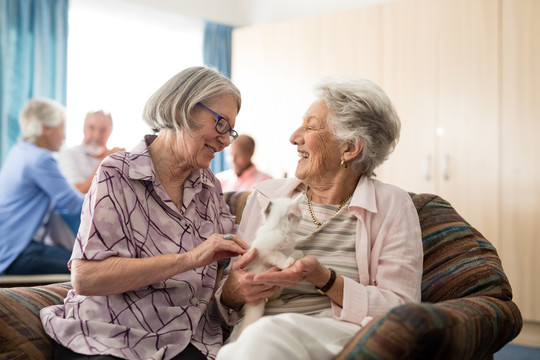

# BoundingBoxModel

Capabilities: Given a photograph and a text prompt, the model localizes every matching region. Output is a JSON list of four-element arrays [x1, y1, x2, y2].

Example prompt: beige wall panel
[[377, 0, 439, 195], [437, 0, 499, 246], [501, 0, 540, 323], [232, 18, 320, 178], [318, 6, 382, 82]]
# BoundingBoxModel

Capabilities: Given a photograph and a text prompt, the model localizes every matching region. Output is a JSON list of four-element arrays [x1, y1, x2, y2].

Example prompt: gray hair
[[316, 78, 401, 178], [142, 66, 241, 133], [84, 109, 113, 127], [18, 98, 66, 143]]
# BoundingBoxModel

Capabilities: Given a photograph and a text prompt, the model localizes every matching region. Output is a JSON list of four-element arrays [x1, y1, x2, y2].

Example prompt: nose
[[218, 132, 231, 147], [289, 127, 302, 145]]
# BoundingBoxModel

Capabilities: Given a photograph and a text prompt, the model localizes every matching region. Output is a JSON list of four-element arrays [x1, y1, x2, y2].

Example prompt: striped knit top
[[264, 195, 359, 316]]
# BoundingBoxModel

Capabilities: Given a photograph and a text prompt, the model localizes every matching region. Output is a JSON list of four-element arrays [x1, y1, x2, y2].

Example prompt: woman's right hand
[[220, 249, 281, 308], [189, 233, 249, 269]]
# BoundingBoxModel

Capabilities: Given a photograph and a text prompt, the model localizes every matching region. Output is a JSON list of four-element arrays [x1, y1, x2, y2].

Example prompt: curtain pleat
[[0, 0, 68, 164], [203, 21, 234, 174]]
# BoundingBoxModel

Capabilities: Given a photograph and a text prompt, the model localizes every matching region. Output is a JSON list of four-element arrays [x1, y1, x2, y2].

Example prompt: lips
[[206, 144, 217, 154]]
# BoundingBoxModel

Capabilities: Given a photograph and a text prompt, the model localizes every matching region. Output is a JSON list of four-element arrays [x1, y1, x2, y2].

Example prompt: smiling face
[[177, 93, 239, 170], [289, 100, 342, 185]]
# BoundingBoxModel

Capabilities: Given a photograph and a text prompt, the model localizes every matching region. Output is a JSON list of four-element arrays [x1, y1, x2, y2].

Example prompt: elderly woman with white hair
[[0, 98, 84, 275], [216, 78, 424, 359]]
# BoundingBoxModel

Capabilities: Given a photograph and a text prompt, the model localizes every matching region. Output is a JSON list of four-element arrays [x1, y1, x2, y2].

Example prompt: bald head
[[230, 134, 256, 176]]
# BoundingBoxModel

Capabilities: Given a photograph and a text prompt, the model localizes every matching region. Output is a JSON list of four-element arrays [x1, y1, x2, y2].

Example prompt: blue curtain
[[203, 21, 234, 174], [0, 0, 69, 165]]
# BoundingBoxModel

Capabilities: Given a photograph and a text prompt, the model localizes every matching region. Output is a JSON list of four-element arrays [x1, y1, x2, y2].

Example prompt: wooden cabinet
[[437, 0, 500, 248], [377, 0, 500, 248], [500, 0, 540, 325], [378, 0, 439, 194]]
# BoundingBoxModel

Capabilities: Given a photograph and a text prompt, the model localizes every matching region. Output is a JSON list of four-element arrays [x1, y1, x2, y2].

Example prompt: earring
[[341, 159, 348, 169]]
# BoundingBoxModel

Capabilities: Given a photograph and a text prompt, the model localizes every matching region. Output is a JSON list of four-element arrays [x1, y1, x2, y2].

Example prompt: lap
[[218, 313, 361, 360]]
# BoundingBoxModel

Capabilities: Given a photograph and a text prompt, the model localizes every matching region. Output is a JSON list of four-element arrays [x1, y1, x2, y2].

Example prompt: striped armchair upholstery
[[335, 193, 522, 360]]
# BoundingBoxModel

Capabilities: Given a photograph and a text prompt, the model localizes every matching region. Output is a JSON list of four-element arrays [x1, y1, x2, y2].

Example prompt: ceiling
[[123, 0, 392, 27]]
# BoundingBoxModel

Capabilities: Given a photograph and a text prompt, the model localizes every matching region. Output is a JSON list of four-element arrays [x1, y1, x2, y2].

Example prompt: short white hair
[[18, 98, 65, 143], [316, 78, 401, 178]]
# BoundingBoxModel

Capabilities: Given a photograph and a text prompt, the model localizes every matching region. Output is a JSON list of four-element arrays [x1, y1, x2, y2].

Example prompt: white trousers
[[216, 313, 362, 360]]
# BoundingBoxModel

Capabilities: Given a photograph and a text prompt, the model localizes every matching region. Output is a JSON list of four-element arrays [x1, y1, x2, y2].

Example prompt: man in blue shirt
[[0, 98, 84, 275]]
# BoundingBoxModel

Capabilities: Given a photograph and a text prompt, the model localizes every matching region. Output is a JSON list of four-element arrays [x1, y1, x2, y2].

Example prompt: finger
[[235, 248, 258, 270], [217, 241, 247, 256], [222, 233, 250, 250]]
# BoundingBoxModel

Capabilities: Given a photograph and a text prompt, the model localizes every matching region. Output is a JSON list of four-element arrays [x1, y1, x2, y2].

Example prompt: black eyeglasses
[[197, 102, 238, 141]]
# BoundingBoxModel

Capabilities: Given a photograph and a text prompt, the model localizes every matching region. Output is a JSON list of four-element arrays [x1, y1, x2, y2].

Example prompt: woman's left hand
[[252, 255, 327, 288]]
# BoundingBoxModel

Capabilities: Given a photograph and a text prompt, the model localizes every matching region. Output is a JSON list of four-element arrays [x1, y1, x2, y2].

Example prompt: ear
[[341, 138, 364, 163], [42, 125, 51, 136]]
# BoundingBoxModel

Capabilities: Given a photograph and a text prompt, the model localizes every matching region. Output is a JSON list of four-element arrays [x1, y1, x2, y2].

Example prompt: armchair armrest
[[335, 296, 522, 360]]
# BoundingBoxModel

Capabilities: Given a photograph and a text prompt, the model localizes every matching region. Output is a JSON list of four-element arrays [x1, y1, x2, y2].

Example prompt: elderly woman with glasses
[[215, 78, 423, 359], [41, 66, 249, 360]]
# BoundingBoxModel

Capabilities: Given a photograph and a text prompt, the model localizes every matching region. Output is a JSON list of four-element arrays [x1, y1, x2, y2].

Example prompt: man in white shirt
[[58, 110, 125, 193]]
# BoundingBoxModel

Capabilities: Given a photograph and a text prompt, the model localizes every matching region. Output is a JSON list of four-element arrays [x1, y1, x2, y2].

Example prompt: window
[[66, 0, 203, 150]]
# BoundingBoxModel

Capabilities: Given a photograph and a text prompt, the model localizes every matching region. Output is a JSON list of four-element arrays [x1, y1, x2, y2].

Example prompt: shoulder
[[370, 178, 416, 215]]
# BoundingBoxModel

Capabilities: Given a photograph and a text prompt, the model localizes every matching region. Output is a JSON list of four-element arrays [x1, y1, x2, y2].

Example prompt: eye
[[215, 118, 230, 133]]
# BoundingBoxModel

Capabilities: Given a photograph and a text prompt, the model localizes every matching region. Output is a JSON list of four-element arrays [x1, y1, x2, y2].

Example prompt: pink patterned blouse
[[41, 135, 236, 360]]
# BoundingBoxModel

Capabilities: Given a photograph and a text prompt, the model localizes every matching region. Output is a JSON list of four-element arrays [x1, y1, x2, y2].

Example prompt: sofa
[[0, 191, 522, 360]]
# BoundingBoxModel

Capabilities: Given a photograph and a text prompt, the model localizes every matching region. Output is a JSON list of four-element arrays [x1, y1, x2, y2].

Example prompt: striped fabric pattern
[[0, 282, 71, 360], [334, 193, 522, 360]]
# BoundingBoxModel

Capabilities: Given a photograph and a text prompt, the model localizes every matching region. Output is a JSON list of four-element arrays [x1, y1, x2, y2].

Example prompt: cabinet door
[[501, 0, 540, 323], [438, 0, 499, 246], [319, 6, 382, 82], [232, 18, 320, 178], [378, 0, 439, 194]]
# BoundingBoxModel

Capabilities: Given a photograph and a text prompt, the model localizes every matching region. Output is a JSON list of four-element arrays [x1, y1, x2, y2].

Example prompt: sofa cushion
[[223, 191, 250, 224], [0, 282, 71, 360]]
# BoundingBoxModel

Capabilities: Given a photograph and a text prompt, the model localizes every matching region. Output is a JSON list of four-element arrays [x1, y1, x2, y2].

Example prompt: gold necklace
[[307, 190, 353, 229]]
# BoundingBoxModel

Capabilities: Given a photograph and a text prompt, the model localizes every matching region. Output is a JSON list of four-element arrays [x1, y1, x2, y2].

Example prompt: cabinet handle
[[441, 154, 449, 180], [423, 155, 430, 181]]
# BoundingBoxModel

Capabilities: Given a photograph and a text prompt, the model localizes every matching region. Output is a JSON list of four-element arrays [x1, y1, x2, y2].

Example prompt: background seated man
[[0, 98, 84, 275], [217, 134, 272, 191], [58, 109, 125, 194]]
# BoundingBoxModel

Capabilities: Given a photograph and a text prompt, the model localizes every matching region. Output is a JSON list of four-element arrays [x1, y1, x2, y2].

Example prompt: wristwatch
[[315, 268, 336, 295]]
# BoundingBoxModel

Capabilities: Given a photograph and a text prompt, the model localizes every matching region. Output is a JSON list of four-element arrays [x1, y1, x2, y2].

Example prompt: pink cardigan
[[216, 176, 423, 327]]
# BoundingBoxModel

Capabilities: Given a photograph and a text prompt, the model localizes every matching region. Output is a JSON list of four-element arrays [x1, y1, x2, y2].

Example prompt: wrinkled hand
[[104, 147, 126, 158], [189, 234, 249, 269], [253, 255, 324, 288], [221, 249, 282, 308]]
